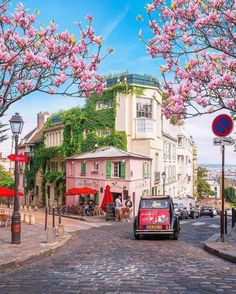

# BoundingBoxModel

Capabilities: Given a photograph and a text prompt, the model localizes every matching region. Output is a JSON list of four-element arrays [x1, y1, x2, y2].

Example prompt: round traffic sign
[[212, 114, 234, 137]]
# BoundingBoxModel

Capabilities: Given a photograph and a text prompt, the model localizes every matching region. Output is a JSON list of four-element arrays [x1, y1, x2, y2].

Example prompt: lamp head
[[9, 112, 24, 135], [161, 171, 166, 180]]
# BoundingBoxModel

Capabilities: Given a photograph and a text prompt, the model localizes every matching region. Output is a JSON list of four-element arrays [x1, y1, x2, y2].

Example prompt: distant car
[[174, 203, 189, 220], [199, 206, 214, 217], [189, 205, 200, 219], [215, 207, 221, 215]]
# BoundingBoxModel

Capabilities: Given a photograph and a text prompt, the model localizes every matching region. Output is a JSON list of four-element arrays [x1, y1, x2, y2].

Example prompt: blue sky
[[0, 0, 236, 164]]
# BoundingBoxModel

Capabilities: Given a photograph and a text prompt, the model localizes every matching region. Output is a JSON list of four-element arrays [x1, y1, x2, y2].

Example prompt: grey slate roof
[[67, 146, 152, 161]]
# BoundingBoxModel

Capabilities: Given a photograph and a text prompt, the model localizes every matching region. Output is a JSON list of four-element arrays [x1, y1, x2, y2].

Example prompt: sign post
[[212, 114, 234, 243]]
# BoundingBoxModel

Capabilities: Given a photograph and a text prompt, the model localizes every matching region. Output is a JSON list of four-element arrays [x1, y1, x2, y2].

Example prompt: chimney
[[37, 112, 50, 129]]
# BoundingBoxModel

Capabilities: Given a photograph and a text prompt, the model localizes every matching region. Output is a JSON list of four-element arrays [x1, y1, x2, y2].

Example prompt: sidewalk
[[0, 209, 112, 273], [204, 225, 236, 263]]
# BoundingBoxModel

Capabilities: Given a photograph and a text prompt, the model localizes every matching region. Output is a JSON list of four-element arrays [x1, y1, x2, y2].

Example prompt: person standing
[[124, 196, 133, 221], [115, 195, 122, 221], [125, 196, 133, 209]]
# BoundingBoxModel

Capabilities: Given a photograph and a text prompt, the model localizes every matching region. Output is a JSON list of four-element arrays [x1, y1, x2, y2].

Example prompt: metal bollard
[[232, 208, 236, 228], [45, 207, 48, 231], [59, 209, 61, 225], [52, 206, 55, 228], [224, 210, 227, 234]]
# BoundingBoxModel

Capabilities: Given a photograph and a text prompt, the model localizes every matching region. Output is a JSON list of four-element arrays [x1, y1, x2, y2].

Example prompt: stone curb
[[0, 233, 72, 273], [204, 232, 236, 264]]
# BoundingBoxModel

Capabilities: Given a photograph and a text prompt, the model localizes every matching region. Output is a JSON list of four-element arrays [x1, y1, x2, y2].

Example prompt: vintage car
[[133, 196, 180, 240]]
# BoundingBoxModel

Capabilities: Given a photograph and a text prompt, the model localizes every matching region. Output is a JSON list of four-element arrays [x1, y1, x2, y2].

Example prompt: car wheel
[[173, 231, 178, 240], [196, 213, 199, 219]]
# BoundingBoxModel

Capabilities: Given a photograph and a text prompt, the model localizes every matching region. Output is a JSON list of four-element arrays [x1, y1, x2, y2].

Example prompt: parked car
[[133, 196, 180, 240], [174, 203, 189, 220], [199, 206, 214, 217], [189, 205, 200, 219]]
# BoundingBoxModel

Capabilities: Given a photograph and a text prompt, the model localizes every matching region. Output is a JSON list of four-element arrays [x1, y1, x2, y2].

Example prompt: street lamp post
[[161, 171, 166, 196], [9, 112, 24, 244]]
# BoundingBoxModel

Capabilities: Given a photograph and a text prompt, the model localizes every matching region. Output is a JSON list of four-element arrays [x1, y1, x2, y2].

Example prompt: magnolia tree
[[0, 1, 112, 117], [139, 0, 236, 118]]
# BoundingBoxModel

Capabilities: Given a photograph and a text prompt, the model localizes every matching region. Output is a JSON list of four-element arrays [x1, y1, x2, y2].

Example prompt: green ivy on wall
[[28, 82, 143, 206]]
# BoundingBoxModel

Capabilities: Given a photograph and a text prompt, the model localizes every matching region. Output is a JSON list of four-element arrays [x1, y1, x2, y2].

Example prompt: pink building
[[66, 146, 152, 216]]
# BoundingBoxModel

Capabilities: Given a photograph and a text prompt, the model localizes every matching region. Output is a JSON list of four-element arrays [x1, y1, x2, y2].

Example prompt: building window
[[97, 129, 112, 136], [112, 161, 125, 178], [113, 162, 120, 177], [136, 98, 152, 118], [172, 144, 176, 160], [168, 143, 171, 159], [81, 161, 86, 175], [94, 162, 99, 171], [178, 137, 183, 146], [96, 101, 113, 110], [163, 141, 167, 159], [136, 119, 153, 133], [61, 162, 65, 173]]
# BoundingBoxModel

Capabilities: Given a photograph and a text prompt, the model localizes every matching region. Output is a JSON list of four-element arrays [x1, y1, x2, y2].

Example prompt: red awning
[[0, 186, 23, 197], [66, 187, 97, 195]]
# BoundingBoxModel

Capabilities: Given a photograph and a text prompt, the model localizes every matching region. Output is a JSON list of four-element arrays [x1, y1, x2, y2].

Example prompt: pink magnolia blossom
[[141, 0, 236, 118], [0, 1, 112, 117]]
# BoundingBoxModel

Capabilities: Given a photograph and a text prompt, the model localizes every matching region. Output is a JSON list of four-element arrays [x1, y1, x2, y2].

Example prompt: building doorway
[[112, 192, 122, 202]]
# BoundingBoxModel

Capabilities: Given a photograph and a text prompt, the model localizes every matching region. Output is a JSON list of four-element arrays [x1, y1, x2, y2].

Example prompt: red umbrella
[[0, 186, 23, 197], [101, 185, 113, 211]]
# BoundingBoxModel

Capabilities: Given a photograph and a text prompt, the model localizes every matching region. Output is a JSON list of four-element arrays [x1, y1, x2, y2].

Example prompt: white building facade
[[107, 74, 196, 199]]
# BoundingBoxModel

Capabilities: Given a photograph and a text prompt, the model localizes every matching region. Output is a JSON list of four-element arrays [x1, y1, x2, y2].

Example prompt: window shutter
[[120, 161, 126, 179], [81, 161, 86, 175], [95, 193, 99, 205], [142, 162, 145, 178], [106, 160, 111, 179]]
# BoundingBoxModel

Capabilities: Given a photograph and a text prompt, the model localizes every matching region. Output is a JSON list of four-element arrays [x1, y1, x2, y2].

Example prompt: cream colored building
[[176, 126, 194, 199], [162, 115, 178, 198], [111, 75, 163, 195], [108, 74, 196, 198]]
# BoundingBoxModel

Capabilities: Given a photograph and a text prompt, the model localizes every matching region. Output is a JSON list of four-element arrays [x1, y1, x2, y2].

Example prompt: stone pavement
[[0, 209, 236, 275], [0, 209, 112, 273]]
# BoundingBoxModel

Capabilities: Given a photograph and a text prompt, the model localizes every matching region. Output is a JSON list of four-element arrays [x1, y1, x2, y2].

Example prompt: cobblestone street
[[0, 217, 235, 294]]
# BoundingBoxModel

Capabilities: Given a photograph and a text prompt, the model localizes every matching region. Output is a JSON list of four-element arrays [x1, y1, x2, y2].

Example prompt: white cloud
[[101, 5, 130, 40]]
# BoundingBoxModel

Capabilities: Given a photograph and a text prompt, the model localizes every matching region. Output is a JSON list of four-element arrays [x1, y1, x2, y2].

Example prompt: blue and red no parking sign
[[212, 114, 234, 137]]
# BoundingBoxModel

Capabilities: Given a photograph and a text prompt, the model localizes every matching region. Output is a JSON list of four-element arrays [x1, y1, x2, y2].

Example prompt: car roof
[[141, 195, 172, 200]]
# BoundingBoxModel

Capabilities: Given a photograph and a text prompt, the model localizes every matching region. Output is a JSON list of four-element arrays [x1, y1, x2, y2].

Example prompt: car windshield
[[140, 199, 169, 209]]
